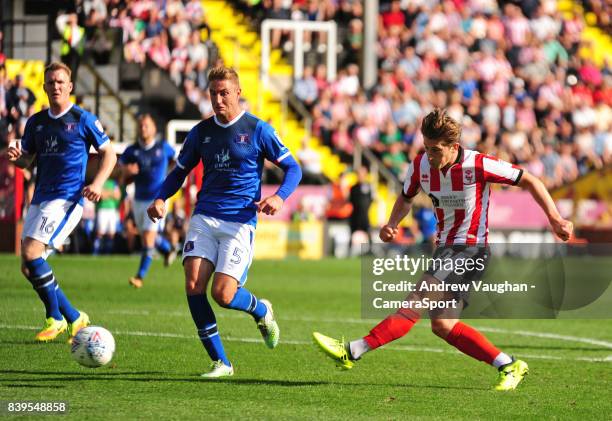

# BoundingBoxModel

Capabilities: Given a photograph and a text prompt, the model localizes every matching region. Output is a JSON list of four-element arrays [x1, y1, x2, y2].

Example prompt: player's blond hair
[[44, 62, 72, 79], [208, 66, 240, 86], [420, 108, 461, 145]]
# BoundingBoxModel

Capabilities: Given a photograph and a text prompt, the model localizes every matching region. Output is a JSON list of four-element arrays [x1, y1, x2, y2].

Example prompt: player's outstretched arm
[[257, 155, 302, 216], [148, 166, 190, 221], [380, 194, 413, 242], [517, 170, 573, 241], [7, 141, 35, 169], [83, 144, 117, 202]]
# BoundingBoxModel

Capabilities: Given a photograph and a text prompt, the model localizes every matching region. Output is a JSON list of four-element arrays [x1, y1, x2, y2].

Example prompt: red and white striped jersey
[[403, 148, 523, 245]]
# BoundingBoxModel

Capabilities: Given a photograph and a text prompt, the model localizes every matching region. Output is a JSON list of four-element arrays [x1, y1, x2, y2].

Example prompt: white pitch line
[[8, 307, 612, 350], [109, 310, 612, 350], [475, 327, 612, 350], [0, 324, 610, 364]]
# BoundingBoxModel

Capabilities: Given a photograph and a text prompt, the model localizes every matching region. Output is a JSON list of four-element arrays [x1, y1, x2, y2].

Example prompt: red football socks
[[445, 322, 500, 364], [364, 308, 420, 349]]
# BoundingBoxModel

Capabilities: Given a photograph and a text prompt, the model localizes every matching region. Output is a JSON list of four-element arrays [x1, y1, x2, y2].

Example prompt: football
[[70, 326, 116, 368]]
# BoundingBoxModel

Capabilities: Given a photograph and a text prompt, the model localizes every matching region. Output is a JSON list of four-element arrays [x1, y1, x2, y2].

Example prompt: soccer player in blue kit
[[148, 66, 302, 377], [120, 113, 177, 288], [7, 62, 117, 342]]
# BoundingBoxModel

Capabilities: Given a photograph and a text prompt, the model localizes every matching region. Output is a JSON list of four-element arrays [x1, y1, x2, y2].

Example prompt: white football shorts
[[22, 199, 83, 249], [96, 208, 119, 235], [182, 214, 255, 286], [133, 199, 164, 233]]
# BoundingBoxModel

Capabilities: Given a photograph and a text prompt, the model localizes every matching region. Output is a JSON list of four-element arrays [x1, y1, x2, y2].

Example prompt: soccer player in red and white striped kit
[[313, 109, 573, 391]]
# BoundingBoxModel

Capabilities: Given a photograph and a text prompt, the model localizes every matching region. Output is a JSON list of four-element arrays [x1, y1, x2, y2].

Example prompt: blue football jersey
[[21, 104, 109, 205], [177, 111, 291, 226], [120, 140, 176, 201]]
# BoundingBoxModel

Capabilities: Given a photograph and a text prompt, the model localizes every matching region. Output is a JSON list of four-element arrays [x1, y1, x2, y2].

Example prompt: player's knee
[[22, 245, 40, 262], [211, 286, 234, 307], [431, 319, 455, 339], [185, 278, 204, 294]]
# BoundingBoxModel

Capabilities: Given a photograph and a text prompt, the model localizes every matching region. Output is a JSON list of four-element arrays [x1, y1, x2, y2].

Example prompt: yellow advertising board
[[288, 220, 324, 259], [254, 220, 323, 260]]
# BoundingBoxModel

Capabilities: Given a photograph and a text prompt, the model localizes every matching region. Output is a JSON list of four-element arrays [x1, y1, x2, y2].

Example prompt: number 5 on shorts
[[230, 247, 242, 264]]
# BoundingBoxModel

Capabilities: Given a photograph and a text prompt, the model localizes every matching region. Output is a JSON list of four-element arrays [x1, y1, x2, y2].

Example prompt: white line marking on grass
[[1, 324, 610, 363], [111, 310, 612, 350], [474, 327, 612, 350], [9, 309, 612, 350]]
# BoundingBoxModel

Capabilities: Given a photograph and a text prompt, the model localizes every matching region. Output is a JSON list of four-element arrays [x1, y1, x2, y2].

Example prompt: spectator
[[349, 166, 373, 251], [293, 65, 318, 109], [296, 137, 328, 185], [6, 75, 35, 139], [93, 178, 121, 255], [56, 13, 86, 82]]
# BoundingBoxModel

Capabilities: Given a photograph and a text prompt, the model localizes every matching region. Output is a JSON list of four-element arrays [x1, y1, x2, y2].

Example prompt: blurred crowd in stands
[[0, 69, 37, 148], [104, 0, 215, 117], [49, 0, 215, 118], [4, 1, 610, 190], [2, 0, 612, 246], [283, 0, 612, 189]]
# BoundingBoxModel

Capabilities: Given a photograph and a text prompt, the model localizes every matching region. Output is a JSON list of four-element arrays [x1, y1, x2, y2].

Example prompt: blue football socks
[[136, 247, 154, 279], [55, 284, 80, 323], [227, 287, 267, 320], [187, 294, 230, 366], [25, 258, 62, 320]]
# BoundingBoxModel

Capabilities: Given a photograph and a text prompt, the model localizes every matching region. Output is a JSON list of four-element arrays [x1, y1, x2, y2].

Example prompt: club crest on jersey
[[64, 122, 77, 132], [36, 125, 44, 132], [184, 241, 195, 253], [463, 169, 474, 184], [234, 133, 250, 144]]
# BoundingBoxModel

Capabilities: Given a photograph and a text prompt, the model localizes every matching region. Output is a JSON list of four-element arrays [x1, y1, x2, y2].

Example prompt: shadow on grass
[[0, 370, 165, 376], [0, 341, 67, 346], [0, 372, 489, 391], [0, 375, 331, 387], [4, 384, 66, 389]]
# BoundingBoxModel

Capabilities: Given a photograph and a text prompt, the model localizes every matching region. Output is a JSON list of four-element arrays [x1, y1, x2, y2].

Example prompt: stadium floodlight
[[260, 19, 337, 89]]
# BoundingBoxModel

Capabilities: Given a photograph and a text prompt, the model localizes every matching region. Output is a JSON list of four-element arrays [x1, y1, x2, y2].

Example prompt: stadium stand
[[1, 0, 610, 254]]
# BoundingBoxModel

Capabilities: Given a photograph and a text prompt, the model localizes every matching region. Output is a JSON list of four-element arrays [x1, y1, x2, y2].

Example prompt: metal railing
[[79, 61, 137, 144], [0, 17, 51, 61], [355, 143, 402, 194], [260, 19, 337, 87]]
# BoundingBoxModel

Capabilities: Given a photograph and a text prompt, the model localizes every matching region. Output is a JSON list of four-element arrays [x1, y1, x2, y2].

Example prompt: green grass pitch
[[0, 255, 611, 419]]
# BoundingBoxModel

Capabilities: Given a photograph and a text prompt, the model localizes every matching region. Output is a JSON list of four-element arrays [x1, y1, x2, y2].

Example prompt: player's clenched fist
[[7, 142, 23, 161], [256, 194, 284, 216], [147, 198, 166, 222], [379, 224, 398, 242], [551, 218, 573, 242], [82, 182, 103, 202]]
